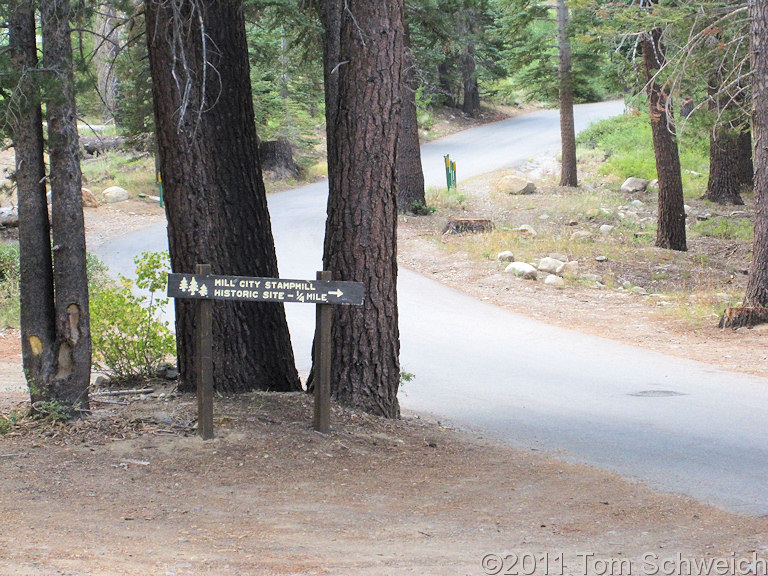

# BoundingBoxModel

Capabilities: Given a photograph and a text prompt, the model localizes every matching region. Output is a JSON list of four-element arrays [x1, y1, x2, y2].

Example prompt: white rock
[[581, 273, 603, 283], [103, 186, 130, 203], [621, 177, 650, 193], [545, 274, 566, 288], [498, 174, 537, 195], [599, 224, 615, 235], [505, 262, 538, 280], [570, 230, 593, 241], [515, 224, 537, 237], [561, 261, 579, 277], [497, 251, 515, 262], [631, 199, 644, 208], [538, 256, 565, 275]]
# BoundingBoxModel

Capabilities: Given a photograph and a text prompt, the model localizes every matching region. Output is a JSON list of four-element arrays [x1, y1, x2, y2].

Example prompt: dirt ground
[[3, 118, 768, 574]]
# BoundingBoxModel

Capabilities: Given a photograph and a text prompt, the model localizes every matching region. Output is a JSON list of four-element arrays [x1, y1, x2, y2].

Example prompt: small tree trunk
[[737, 128, 754, 189], [41, 0, 92, 412], [397, 27, 426, 213], [94, 5, 121, 119], [642, 28, 687, 252], [438, 57, 457, 108], [10, 1, 58, 402], [461, 46, 480, 117], [742, 0, 768, 311], [557, 0, 577, 187]]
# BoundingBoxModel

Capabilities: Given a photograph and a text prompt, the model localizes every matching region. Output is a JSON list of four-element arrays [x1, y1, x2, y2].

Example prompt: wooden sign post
[[168, 268, 363, 439]]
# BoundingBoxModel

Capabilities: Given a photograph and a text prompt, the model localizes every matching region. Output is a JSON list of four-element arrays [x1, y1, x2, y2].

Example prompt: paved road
[[97, 101, 768, 516]]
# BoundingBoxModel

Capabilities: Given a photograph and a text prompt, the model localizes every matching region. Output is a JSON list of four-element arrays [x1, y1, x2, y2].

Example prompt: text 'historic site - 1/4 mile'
[[167, 273, 365, 305]]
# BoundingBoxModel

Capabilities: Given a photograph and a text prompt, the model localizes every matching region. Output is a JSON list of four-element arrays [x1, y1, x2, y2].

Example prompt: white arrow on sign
[[328, 289, 344, 298]]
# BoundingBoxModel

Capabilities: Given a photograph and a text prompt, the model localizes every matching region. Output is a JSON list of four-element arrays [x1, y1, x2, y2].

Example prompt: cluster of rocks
[[498, 251, 579, 288]]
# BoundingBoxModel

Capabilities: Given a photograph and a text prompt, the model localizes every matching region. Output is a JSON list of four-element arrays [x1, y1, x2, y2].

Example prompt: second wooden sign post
[[168, 267, 364, 439]]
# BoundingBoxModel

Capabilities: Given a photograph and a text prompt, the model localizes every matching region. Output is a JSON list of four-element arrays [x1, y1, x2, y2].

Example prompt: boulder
[[570, 230, 593, 241], [537, 256, 565, 275], [102, 186, 130, 203], [560, 260, 580, 277], [599, 224, 615, 235], [504, 262, 538, 280], [497, 251, 515, 262], [82, 187, 99, 208], [497, 174, 537, 195], [621, 177, 651, 193], [544, 274, 566, 288]]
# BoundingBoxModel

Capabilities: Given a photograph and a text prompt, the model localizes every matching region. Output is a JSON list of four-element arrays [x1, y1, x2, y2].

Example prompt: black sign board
[[167, 273, 364, 306]]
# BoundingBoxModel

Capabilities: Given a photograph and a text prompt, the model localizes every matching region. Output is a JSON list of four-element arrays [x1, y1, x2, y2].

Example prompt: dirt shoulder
[[2, 387, 768, 575]]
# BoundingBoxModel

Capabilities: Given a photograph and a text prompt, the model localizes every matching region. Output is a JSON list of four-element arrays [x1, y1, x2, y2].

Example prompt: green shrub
[[0, 244, 20, 328], [90, 251, 176, 382], [691, 217, 753, 242]]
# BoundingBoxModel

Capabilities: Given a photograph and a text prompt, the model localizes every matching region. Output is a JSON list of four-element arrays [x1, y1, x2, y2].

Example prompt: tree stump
[[718, 306, 768, 329], [441, 218, 494, 235], [259, 138, 298, 180]]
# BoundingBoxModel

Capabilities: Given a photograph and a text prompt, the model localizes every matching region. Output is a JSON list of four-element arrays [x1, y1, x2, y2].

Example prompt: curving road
[[96, 101, 768, 516]]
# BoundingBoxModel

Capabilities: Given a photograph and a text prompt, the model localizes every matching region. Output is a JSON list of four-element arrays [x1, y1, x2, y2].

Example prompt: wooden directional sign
[[167, 273, 364, 306]]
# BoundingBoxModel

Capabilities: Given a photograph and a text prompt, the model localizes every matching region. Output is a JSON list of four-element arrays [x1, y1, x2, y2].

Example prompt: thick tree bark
[[9, 1, 57, 404], [146, 0, 300, 393], [642, 28, 687, 252], [397, 28, 426, 213], [737, 128, 754, 189], [557, 0, 577, 187], [706, 125, 745, 205], [321, 0, 404, 418], [41, 0, 92, 411], [743, 0, 768, 310], [705, 65, 745, 205]]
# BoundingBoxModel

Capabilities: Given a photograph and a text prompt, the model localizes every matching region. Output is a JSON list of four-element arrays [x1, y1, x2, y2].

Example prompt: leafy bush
[[0, 244, 21, 328], [90, 251, 176, 382]]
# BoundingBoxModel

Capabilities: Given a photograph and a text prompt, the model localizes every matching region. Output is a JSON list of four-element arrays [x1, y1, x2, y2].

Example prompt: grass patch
[[426, 185, 467, 209], [691, 217, 753, 242], [81, 152, 157, 197]]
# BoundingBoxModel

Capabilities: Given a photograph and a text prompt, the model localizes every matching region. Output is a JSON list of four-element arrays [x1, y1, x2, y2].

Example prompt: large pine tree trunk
[[397, 28, 426, 213], [557, 0, 577, 188], [707, 126, 745, 205], [9, 1, 57, 402], [642, 28, 687, 252], [706, 67, 745, 205], [321, 0, 404, 418], [743, 0, 768, 310], [41, 0, 92, 411], [145, 0, 300, 393]]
